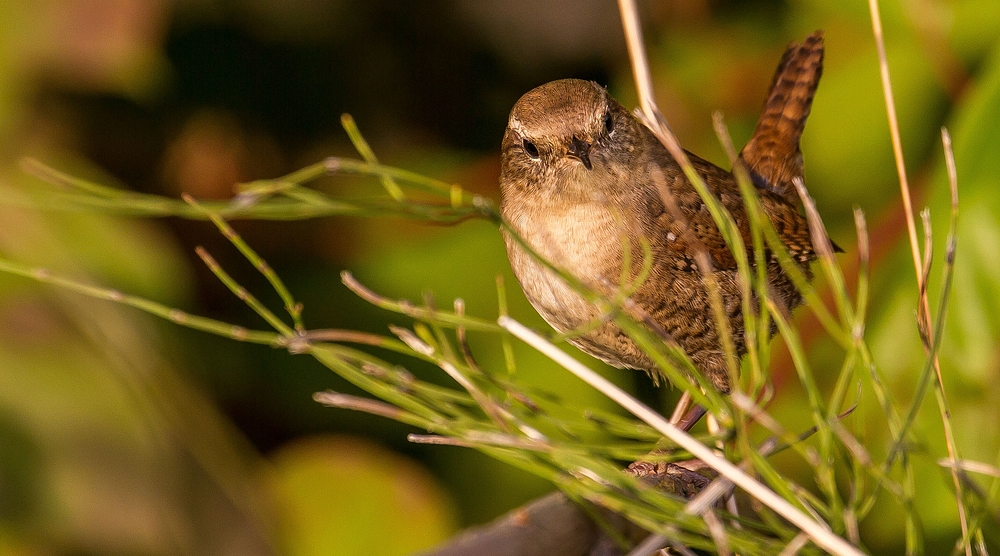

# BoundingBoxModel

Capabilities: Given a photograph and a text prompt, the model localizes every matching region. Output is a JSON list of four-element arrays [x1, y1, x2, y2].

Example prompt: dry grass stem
[[499, 315, 864, 556], [868, 0, 969, 550]]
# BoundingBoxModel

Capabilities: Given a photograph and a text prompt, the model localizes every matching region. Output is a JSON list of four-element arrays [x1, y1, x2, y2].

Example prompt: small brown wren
[[499, 32, 827, 392]]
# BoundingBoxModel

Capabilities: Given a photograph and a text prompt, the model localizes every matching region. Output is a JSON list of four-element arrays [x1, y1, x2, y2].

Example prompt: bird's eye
[[522, 139, 540, 159], [603, 111, 614, 134]]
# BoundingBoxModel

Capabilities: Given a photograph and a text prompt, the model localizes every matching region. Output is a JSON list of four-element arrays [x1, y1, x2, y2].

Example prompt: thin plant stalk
[[500, 315, 864, 556], [867, 0, 969, 550]]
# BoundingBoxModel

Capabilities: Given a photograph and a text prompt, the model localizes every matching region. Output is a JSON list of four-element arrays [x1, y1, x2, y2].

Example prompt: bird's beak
[[567, 137, 593, 170]]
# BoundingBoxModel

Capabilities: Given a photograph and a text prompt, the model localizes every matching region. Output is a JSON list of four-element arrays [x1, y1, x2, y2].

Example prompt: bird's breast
[[503, 201, 636, 332], [510, 203, 625, 277]]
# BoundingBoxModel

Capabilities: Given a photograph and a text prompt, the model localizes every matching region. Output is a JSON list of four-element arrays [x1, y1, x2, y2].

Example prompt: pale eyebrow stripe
[[508, 115, 526, 136]]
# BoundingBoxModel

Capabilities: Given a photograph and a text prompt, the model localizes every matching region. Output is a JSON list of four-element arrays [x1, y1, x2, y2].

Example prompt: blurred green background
[[1, 0, 999, 554]]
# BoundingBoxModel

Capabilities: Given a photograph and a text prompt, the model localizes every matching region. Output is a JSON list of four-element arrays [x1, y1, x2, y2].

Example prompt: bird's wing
[[649, 153, 817, 272]]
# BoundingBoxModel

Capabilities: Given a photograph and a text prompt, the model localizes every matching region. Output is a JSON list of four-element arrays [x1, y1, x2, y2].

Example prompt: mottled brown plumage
[[499, 32, 826, 392]]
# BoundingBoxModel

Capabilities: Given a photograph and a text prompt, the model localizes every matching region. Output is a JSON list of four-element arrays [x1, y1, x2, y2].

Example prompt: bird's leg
[[675, 404, 707, 432], [670, 389, 708, 432]]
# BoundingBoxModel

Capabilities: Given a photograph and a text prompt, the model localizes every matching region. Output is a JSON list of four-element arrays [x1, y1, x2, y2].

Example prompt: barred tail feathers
[[738, 31, 824, 203]]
